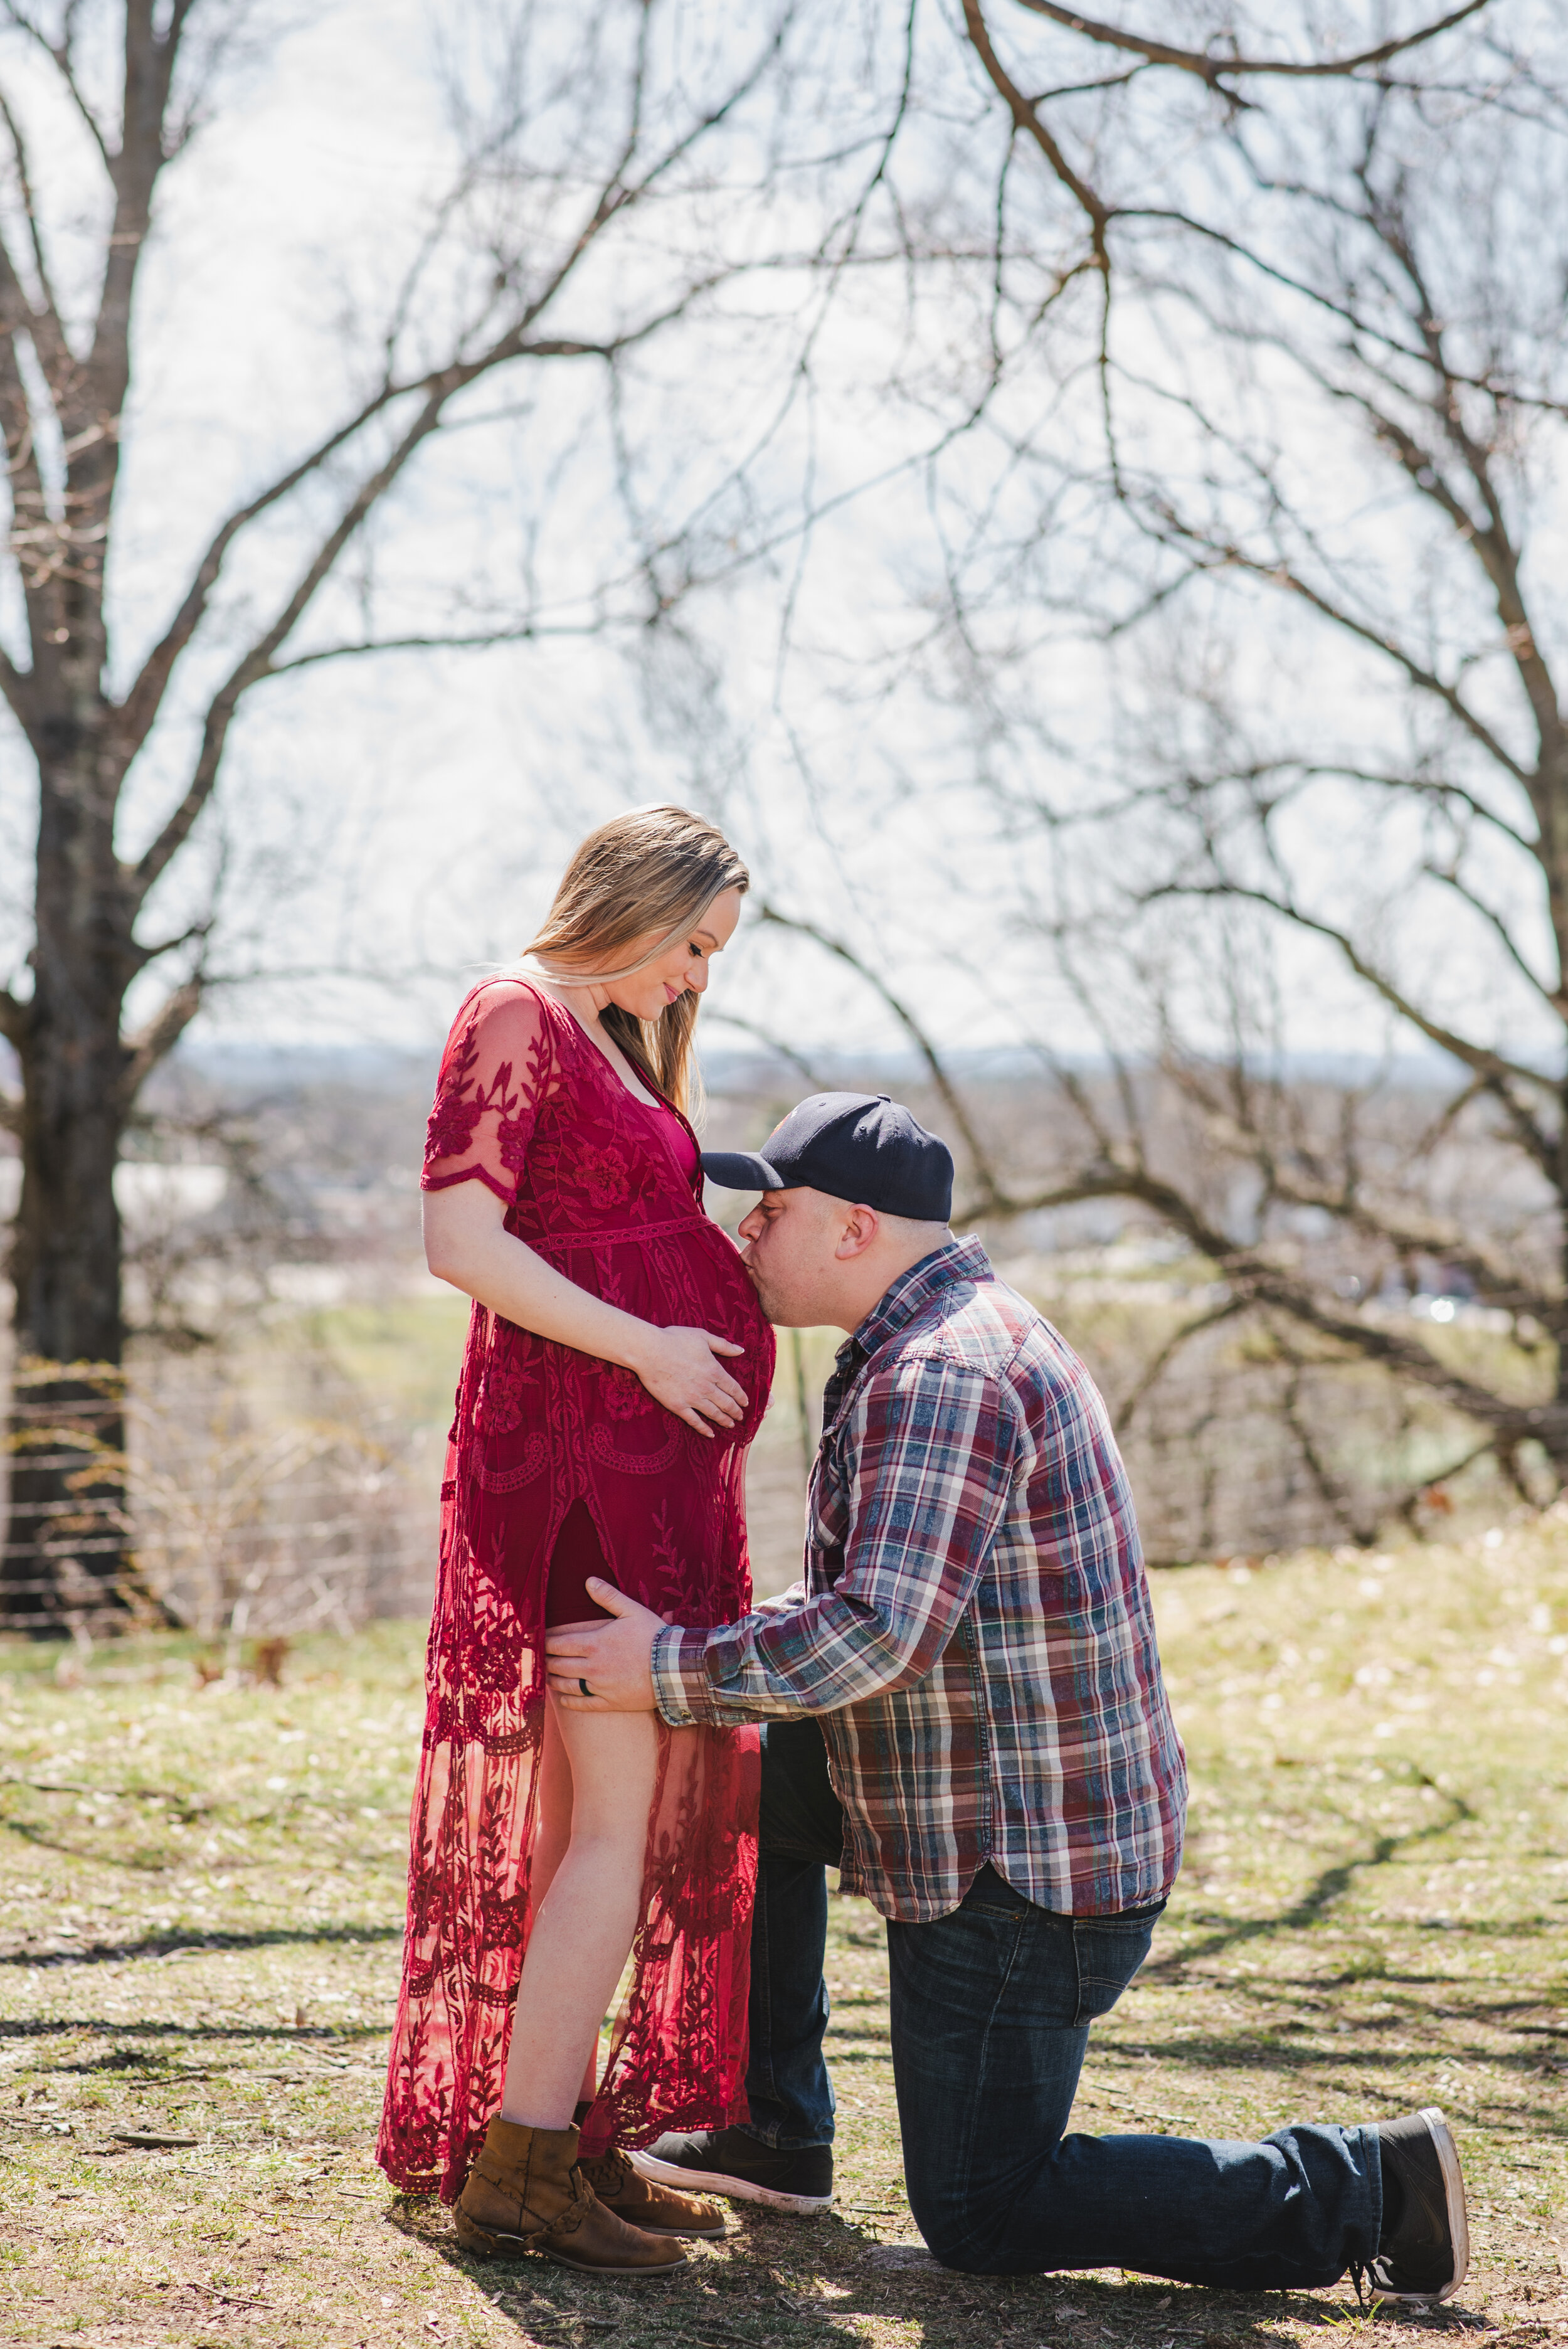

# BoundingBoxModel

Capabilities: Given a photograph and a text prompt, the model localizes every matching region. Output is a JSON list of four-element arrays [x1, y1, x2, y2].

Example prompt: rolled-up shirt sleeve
[[651, 1356, 1019, 1727], [651, 1582, 804, 1726]]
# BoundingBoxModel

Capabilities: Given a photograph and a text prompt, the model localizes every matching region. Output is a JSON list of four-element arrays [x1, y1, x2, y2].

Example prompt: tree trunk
[[2, 746, 138, 1633], [1544, 768, 1568, 1471]]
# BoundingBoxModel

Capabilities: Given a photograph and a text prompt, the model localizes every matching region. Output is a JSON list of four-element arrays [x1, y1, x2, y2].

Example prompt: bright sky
[[0, 0, 1559, 1081]]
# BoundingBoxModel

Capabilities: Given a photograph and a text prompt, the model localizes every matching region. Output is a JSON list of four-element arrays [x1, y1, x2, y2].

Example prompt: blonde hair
[[525, 805, 749, 1114]]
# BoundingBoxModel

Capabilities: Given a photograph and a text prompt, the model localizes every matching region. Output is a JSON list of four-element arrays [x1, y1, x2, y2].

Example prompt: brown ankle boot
[[579, 2143, 727, 2239], [453, 2118, 686, 2274]]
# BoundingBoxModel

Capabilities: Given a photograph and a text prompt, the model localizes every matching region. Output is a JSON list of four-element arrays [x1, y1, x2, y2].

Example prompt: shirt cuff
[[650, 1624, 704, 1727]]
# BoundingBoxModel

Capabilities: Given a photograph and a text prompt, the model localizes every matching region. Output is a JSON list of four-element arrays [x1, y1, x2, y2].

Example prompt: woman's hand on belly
[[624, 1325, 749, 1438], [425, 1182, 747, 1434]]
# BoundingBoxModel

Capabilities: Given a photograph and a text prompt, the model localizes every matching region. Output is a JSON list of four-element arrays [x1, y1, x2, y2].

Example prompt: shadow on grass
[[381, 2193, 1483, 2345], [1091, 2034, 1568, 2136], [0, 1922, 400, 1968], [0, 2014, 384, 2045], [1146, 1791, 1475, 1982], [0, 1813, 394, 1867]]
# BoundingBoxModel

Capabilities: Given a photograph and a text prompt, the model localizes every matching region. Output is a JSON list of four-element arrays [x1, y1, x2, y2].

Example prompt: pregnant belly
[[511, 1217, 775, 1448]]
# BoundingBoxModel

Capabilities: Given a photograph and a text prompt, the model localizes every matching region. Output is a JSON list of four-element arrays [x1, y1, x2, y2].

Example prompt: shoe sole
[[452, 2214, 684, 2275], [619, 2217, 729, 2239], [538, 2240, 686, 2276], [1372, 2108, 1470, 2306], [629, 2148, 833, 2218]]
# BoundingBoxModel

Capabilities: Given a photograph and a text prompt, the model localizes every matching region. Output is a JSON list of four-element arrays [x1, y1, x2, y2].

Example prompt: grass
[[276, 1294, 473, 1431], [3, 1519, 1567, 2347]]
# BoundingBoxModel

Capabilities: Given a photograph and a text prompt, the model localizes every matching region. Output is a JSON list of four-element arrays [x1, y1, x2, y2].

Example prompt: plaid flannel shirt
[[651, 1235, 1187, 1922]]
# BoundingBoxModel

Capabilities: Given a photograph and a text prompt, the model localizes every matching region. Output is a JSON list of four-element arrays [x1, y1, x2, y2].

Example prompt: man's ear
[[834, 1202, 880, 1260]]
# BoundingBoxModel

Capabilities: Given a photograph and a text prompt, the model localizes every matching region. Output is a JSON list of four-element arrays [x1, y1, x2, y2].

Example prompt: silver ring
[[579, 1678, 591, 1699]]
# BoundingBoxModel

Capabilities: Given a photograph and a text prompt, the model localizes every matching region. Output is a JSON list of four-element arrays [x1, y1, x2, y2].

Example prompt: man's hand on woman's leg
[[547, 1580, 664, 1711]]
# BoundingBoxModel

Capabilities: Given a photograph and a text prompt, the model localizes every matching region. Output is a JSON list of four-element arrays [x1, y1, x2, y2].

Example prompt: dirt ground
[[2, 1520, 1566, 2348]]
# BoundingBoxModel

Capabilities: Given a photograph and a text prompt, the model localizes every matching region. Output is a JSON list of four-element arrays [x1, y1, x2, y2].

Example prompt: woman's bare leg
[[529, 1694, 574, 1899], [522, 1697, 598, 2109], [500, 1697, 659, 2129]]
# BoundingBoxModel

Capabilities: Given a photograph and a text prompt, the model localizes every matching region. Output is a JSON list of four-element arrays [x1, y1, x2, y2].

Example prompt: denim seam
[[1071, 1920, 1088, 2031], [945, 1905, 1030, 2249], [1359, 2121, 1384, 2251], [1069, 1914, 1158, 2028], [750, 1867, 780, 2140]]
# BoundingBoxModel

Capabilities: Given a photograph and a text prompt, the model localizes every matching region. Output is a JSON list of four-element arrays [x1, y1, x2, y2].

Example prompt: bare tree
[[0, 0, 840, 1627], [956, 1, 1568, 1498], [708, 2, 1568, 1539], [1, 0, 1541, 1614]]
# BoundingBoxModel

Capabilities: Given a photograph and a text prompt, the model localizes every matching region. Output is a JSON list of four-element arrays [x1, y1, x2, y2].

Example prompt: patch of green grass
[[277, 1291, 474, 1428], [1, 1522, 1566, 2345]]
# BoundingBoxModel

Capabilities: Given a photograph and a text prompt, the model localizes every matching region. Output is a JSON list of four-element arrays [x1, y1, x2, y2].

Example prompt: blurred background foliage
[[1, 0, 1567, 1627]]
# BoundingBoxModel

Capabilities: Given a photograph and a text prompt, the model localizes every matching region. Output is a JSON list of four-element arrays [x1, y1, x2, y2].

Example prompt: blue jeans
[[744, 1719, 1384, 2286]]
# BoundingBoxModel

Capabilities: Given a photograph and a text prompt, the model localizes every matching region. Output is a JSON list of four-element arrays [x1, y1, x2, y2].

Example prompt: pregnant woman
[[378, 807, 775, 2276]]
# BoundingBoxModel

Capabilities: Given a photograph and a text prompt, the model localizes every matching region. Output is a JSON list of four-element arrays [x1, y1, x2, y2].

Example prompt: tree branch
[[1115, 203, 1568, 416], [1160, 1069, 1543, 1310], [0, 209, 53, 503], [116, 310, 722, 758], [1157, 753, 1535, 861], [1266, 761, 1534, 858], [1345, 379, 1564, 780], [1139, 878, 1555, 1157], [127, 914, 214, 974], [1273, 1340, 1380, 1546], [968, 1153, 1564, 1447], [1143, 508, 1530, 785], [129, 370, 464, 899], [129, 292, 733, 891], [113, 3, 803, 894], [1422, 859, 1562, 1010], [755, 903, 1009, 1206], [0, 2, 111, 164], [1008, 0, 1493, 87], [0, 86, 68, 374], [1380, 223, 1568, 780], [119, 972, 203, 1106], [115, 371, 447, 757], [961, 0, 1110, 259], [65, 0, 198, 622], [1242, 1269, 1562, 1448], [701, 1007, 828, 1086], [264, 620, 605, 677], [0, 630, 38, 737], [1113, 1291, 1251, 1434]]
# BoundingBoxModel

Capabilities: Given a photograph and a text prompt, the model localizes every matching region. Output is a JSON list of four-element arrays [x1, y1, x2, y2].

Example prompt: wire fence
[[0, 1262, 1528, 1640], [0, 1337, 439, 1640]]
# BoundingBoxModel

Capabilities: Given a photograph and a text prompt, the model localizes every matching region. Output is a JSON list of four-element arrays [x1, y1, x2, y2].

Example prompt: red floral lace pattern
[[378, 979, 774, 2198], [422, 979, 557, 1202]]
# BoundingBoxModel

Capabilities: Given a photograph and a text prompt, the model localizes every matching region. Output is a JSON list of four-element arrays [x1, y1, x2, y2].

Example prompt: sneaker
[[1364, 2108, 1469, 2304], [630, 2127, 833, 2217]]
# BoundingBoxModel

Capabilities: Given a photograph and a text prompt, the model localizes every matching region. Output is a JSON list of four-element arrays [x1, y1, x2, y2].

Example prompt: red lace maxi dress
[[376, 977, 775, 2198]]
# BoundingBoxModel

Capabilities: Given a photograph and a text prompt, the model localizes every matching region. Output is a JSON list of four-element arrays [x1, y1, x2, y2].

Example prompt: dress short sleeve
[[422, 979, 555, 1204]]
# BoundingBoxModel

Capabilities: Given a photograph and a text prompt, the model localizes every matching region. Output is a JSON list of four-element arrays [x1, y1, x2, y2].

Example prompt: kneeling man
[[548, 1093, 1468, 2303]]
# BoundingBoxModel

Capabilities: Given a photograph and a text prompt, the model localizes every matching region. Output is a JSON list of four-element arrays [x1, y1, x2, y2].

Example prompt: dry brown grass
[[1, 1520, 1566, 2347]]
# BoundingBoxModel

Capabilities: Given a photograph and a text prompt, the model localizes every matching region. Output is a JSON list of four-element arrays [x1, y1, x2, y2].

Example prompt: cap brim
[[699, 1150, 786, 1190]]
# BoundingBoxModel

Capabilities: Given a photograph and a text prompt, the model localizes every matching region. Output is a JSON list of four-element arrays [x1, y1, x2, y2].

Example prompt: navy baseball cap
[[701, 1092, 954, 1222]]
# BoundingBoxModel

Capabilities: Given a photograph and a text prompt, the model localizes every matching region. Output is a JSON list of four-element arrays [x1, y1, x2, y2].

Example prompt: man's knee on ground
[[927, 2238, 1016, 2276], [908, 2170, 1030, 2275]]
